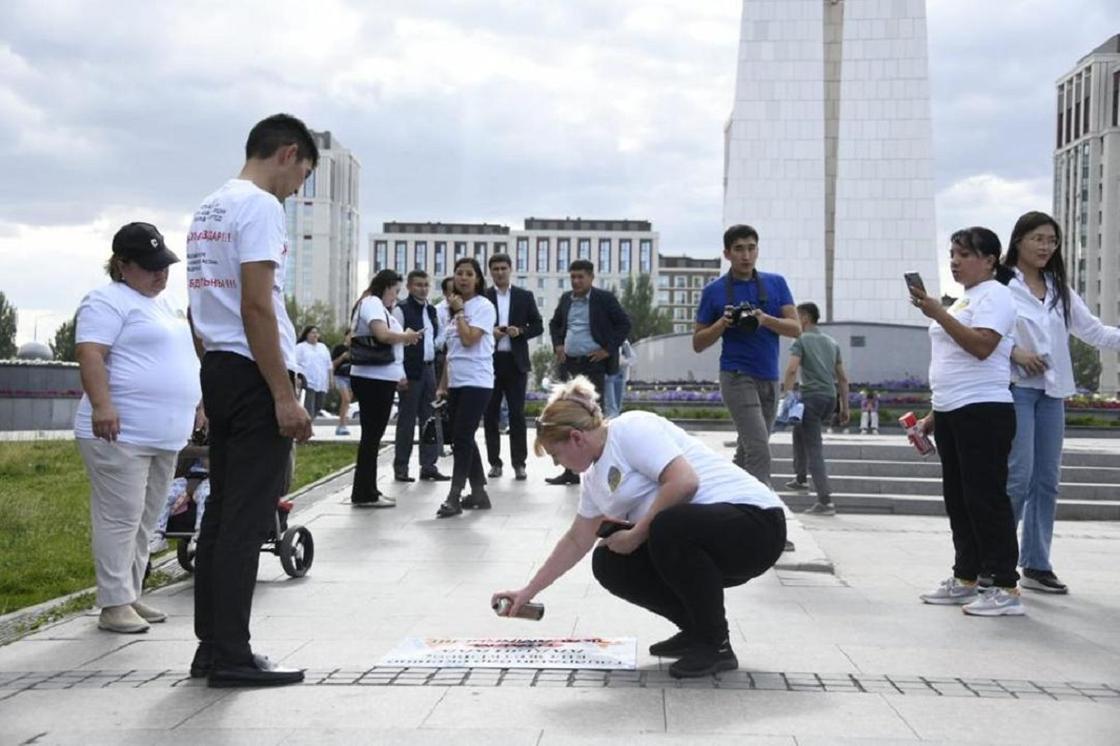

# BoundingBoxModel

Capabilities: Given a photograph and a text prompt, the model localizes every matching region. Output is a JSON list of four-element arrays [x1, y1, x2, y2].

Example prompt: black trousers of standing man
[[484, 352, 528, 469], [195, 352, 293, 668]]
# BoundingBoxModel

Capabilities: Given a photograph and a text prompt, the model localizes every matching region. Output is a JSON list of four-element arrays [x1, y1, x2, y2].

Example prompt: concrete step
[[778, 491, 1120, 521], [774, 472, 1120, 501], [772, 457, 1120, 484], [762, 441, 1119, 468]]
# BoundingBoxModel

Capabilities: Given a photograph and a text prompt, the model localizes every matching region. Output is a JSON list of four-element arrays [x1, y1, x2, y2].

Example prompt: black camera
[[725, 302, 761, 332]]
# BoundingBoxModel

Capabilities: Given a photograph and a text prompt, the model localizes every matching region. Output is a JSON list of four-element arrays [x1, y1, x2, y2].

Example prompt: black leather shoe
[[487, 465, 503, 478], [207, 655, 305, 688], [514, 466, 527, 481], [436, 496, 463, 518], [545, 470, 580, 485], [420, 470, 451, 482], [461, 491, 492, 510], [394, 472, 415, 483], [189, 644, 213, 678], [648, 630, 695, 658], [669, 643, 738, 679]]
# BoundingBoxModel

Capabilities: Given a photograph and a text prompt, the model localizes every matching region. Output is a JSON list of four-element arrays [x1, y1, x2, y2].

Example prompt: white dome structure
[[16, 341, 53, 361]]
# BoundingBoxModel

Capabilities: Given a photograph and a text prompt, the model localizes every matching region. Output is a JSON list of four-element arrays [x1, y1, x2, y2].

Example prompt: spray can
[[493, 597, 545, 621], [899, 411, 936, 457]]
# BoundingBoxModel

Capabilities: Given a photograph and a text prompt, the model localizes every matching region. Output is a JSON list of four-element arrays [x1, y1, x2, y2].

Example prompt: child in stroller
[[149, 458, 210, 554]]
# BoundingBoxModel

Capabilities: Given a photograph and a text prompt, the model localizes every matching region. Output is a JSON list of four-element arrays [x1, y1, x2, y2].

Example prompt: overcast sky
[[2, 0, 1118, 344]]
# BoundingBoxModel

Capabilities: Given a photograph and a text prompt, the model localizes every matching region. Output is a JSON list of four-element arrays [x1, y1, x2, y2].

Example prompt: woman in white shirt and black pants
[[492, 376, 786, 678], [1002, 211, 1120, 594], [909, 227, 1023, 617], [435, 257, 497, 517], [349, 269, 421, 507]]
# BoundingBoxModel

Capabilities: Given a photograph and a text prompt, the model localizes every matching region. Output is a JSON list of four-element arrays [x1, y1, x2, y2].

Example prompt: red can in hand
[[899, 411, 936, 457]]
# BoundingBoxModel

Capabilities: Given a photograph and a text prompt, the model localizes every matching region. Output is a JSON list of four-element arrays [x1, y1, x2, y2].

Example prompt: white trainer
[[131, 600, 167, 623], [920, 577, 979, 605], [962, 587, 1026, 617], [98, 604, 150, 634]]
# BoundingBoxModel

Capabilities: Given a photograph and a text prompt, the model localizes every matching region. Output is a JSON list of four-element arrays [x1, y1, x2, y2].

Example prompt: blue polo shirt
[[696, 272, 794, 380]]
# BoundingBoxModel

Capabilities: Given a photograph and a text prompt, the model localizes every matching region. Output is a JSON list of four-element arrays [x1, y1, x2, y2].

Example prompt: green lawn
[[0, 440, 356, 616]]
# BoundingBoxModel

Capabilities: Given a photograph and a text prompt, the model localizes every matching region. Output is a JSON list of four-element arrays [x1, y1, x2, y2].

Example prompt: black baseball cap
[[112, 222, 180, 270]]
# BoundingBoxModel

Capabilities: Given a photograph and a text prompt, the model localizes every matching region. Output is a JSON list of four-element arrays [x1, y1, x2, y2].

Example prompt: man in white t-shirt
[[185, 114, 316, 688]]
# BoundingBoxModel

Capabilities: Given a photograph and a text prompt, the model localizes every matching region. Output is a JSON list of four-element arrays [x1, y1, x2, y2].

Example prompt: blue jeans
[[603, 372, 626, 418], [1008, 386, 1065, 572]]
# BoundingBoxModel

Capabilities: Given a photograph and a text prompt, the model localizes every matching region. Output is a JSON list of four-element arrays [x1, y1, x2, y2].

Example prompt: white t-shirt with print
[[928, 279, 1015, 412], [446, 295, 496, 389], [577, 411, 783, 522], [295, 341, 332, 392], [350, 296, 405, 382], [185, 178, 297, 371], [74, 282, 201, 451]]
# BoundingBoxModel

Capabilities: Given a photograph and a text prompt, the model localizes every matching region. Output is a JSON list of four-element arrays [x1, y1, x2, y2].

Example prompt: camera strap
[[724, 270, 767, 308]]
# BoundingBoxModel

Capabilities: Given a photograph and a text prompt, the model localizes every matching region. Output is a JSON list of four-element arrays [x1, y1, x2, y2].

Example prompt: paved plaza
[[1, 429, 1118, 744]]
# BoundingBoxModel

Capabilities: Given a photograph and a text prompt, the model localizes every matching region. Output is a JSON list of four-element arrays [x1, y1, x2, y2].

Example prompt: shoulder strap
[[724, 270, 768, 307]]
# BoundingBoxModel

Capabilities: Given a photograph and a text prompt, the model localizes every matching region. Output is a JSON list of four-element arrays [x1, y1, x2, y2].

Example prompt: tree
[[284, 296, 347, 348], [1070, 336, 1102, 393], [0, 291, 17, 359], [51, 316, 77, 362], [530, 344, 557, 390], [619, 273, 672, 342]]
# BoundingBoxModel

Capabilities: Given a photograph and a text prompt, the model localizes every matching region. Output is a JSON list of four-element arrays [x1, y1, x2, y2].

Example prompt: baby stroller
[[167, 433, 315, 579]]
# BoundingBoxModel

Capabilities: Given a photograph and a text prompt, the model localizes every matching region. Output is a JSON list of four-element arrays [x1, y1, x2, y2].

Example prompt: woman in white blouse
[[491, 376, 786, 679], [295, 325, 332, 419], [348, 269, 421, 507], [1002, 211, 1120, 594]]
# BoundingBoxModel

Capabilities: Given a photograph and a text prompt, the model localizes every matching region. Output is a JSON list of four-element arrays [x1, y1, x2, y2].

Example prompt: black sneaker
[[648, 630, 694, 658], [461, 491, 492, 510], [1021, 568, 1068, 594], [669, 642, 738, 679]]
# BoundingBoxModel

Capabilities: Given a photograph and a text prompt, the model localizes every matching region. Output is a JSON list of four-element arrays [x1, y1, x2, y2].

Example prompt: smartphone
[[596, 519, 633, 539], [904, 272, 925, 293]]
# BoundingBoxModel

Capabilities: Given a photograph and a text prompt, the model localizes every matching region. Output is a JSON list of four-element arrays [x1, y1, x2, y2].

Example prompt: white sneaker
[[962, 587, 1026, 617], [131, 600, 167, 623], [920, 577, 979, 605], [98, 604, 150, 633], [369, 495, 396, 508]]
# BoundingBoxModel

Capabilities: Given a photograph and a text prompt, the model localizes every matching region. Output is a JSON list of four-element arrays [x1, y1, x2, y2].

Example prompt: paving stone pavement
[[1, 428, 1119, 744]]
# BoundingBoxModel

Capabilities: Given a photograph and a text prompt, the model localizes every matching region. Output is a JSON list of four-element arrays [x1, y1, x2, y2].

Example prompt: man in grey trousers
[[782, 302, 850, 514]]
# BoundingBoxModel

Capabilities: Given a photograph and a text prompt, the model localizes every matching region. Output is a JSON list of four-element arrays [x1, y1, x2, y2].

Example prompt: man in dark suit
[[546, 259, 632, 484], [392, 270, 450, 482], [483, 253, 544, 480]]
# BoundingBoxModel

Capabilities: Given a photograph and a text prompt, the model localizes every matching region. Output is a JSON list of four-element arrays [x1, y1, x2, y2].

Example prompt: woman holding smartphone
[[908, 227, 1024, 617], [492, 376, 785, 678], [1002, 211, 1120, 594]]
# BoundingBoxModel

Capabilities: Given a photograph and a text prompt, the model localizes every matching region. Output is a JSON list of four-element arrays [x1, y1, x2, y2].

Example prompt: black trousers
[[484, 352, 529, 468], [592, 503, 786, 646], [350, 376, 398, 502], [448, 386, 491, 493], [195, 352, 293, 667], [561, 356, 606, 401], [934, 402, 1020, 588]]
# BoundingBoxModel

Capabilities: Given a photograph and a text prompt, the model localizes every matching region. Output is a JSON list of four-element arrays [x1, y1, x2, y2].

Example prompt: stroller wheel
[[279, 526, 314, 578], [176, 538, 196, 573]]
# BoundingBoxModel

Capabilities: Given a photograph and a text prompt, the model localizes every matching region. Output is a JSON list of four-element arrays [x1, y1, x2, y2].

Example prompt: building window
[[494, 241, 507, 261], [414, 241, 427, 271], [558, 278, 565, 288], [619, 239, 632, 273], [454, 241, 467, 260], [394, 241, 407, 270], [302, 169, 316, 198], [639, 239, 652, 274], [598, 239, 611, 273], [434, 241, 446, 277], [537, 277, 545, 289], [516, 238, 529, 272], [674, 275, 688, 288], [537, 238, 549, 273], [850, 336, 866, 348], [658, 275, 669, 288], [374, 240, 388, 271], [657, 290, 670, 304], [1113, 71, 1119, 127], [578, 238, 591, 260], [557, 238, 570, 272]]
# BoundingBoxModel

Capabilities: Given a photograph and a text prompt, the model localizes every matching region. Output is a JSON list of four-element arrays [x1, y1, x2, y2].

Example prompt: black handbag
[[350, 307, 395, 365]]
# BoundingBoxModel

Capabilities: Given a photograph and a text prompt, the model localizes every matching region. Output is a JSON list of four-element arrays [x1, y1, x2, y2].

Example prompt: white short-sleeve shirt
[[928, 279, 1015, 412], [446, 295, 496, 389], [295, 341, 332, 392], [577, 411, 783, 522], [74, 282, 201, 451], [185, 179, 297, 371], [350, 295, 405, 382]]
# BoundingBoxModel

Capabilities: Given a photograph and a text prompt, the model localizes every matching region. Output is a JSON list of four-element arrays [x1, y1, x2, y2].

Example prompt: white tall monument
[[723, 0, 938, 324]]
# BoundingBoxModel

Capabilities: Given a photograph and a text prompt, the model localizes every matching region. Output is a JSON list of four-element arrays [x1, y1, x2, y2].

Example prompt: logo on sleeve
[[607, 466, 622, 493]]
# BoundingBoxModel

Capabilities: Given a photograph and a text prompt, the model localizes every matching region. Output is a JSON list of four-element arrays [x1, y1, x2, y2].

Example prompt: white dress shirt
[[494, 286, 512, 353]]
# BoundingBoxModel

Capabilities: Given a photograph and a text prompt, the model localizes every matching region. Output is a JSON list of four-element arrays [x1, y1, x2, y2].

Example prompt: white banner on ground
[[380, 636, 638, 670]]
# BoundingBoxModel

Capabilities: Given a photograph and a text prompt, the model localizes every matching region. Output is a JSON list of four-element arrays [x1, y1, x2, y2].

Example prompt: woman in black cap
[[74, 222, 203, 634]]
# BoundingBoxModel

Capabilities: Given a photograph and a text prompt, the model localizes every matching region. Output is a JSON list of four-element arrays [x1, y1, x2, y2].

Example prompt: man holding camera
[[693, 225, 800, 486]]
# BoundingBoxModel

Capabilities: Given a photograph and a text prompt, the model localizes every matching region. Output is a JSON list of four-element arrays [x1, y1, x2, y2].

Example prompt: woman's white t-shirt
[[350, 296, 405, 382], [928, 279, 1015, 412], [295, 341, 332, 392], [446, 295, 496, 389], [577, 411, 783, 522], [74, 282, 201, 451]]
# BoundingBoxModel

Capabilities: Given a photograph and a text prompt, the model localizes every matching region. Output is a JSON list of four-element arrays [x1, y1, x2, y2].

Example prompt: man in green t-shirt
[[781, 302, 850, 514]]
